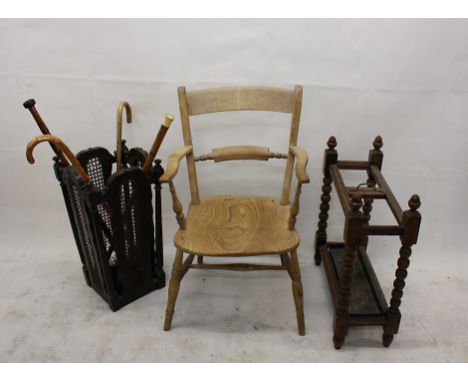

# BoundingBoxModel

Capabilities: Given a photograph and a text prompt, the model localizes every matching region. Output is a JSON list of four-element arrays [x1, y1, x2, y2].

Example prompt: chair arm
[[289, 146, 310, 184], [159, 145, 193, 183]]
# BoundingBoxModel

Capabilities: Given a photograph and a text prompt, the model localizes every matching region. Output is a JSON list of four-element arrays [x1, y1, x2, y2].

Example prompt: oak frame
[[161, 85, 308, 335], [314, 136, 422, 349]]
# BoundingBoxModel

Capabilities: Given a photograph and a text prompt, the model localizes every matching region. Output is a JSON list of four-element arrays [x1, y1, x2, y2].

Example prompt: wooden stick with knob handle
[[142, 113, 175, 173], [23, 99, 69, 166]]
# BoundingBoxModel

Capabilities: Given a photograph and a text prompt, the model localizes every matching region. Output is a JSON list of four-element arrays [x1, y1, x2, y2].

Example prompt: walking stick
[[142, 114, 174, 173], [23, 99, 69, 166], [116, 101, 132, 172], [26, 134, 115, 248], [26, 135, 89, 181]]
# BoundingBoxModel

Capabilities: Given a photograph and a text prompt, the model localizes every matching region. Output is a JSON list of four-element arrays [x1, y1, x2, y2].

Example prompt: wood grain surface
[[186, 87, 295, 115], [174, 196, 300, 256]]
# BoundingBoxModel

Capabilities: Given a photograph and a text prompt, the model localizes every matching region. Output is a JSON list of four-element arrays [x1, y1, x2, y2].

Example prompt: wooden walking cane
[[23, 99, 69, 166], [142, 114, 175, 173], [22, 100, 114, 210], [26, 134, 90, 181], [116, 101, 132, 172], [26, 134, 115, 248]]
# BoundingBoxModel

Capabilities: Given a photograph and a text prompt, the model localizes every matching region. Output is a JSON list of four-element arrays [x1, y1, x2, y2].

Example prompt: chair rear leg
[[288, 250, 305, 336], [164, 249, 184, 331], [280, 253, 287, 267], [197, 255, 203, 264]]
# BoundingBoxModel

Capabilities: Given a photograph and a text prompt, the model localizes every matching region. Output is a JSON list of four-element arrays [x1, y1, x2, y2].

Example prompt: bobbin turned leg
[[164, 249, 184, 331], [361, 197, 373, 249], [333, 242, 357, 349], [362, 136, 384, 249], [383, 195, 421, 347], [333, 195, 363, 349], [315, 137, 337, 265]]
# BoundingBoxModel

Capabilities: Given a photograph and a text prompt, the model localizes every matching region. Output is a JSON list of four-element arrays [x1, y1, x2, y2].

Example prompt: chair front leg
[[288, 250, 305, 336], [164, 249, 184, 331]]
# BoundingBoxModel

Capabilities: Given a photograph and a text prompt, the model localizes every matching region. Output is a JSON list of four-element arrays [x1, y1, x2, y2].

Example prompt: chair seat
[[174, 195, 300, 256]]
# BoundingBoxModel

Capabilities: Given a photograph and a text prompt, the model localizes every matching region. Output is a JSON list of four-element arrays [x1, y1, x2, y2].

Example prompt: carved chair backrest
[[177, 85, 303, 205]]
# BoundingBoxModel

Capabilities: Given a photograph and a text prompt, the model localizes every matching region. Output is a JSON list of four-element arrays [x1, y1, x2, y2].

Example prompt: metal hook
[[26, 134, 90, 182], [354, 182, 368, 191], [116, 101, 133, 171]]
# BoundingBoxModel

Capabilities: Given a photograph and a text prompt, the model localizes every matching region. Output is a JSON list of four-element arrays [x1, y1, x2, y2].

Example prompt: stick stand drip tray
[[321, 243, 388, 326]]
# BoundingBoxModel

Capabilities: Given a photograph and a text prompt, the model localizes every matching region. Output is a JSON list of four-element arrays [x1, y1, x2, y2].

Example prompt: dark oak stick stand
[[314, 136, 422, 349], [54, 143, 165, 311]]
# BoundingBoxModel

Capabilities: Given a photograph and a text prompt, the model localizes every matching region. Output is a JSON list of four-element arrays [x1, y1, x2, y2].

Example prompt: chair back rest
[[178, 85, 303, 205]]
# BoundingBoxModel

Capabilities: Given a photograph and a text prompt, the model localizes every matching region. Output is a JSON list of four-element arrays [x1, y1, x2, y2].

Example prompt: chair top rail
[[185, 86, 296, 115]]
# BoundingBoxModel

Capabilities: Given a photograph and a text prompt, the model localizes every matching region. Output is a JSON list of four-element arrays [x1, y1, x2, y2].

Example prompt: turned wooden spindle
[[383, 194, 421, 347], [314, 136, 337, 265], [367, 135, 384, 186], [169, 181, 186, 229], [360, 136, 383, 247], [288, 183, 302, 230], [333, 194, 363, 349], [269, 151, 288, 159], [361, 197, 373, 248], [194, 153, 213, 162]]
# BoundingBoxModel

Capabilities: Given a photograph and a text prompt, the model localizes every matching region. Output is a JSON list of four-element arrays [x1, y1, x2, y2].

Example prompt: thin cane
[[116, 101, 132, 172], [27, 135, 89, 181], [26, 134, 115, 249], [142, 114, 175, 173]]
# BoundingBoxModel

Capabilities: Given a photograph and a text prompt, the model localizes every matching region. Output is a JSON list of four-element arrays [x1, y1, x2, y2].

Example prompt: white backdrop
[[1, 19, 468, 362]]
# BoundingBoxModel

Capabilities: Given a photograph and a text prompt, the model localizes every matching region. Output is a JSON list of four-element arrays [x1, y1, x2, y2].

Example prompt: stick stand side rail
[[314, 136, 422, 349]]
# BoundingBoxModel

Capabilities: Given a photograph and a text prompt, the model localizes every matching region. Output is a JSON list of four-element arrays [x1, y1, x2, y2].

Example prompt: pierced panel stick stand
[[54, 148, 165, 311], [24, 99, 167, 311], [314, 136, 422, 349]]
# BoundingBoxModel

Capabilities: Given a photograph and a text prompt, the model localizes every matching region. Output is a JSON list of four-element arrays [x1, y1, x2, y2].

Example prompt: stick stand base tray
[[320, 243, 387, 327]]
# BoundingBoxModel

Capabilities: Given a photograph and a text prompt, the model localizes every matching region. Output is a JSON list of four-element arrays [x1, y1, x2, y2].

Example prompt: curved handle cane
[[142, 114, 175, 173], [26, 134, 90, 182], [23, 98, 69, 165], [116, 101, 133, 172], [27, 135, 115, 243]]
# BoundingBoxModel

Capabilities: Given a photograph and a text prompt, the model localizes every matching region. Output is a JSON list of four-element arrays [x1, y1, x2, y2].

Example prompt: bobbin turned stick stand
[[314, 136, 422, 349]]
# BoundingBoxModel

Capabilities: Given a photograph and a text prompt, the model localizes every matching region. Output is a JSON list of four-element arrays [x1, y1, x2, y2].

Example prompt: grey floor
[[1, 208, 467, 362]]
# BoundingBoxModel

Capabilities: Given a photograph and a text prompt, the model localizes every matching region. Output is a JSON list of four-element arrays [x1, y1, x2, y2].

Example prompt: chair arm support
[[287, 147, 309, 230], [168, 180, 186, 229], [159, 145, 193, 183], [289, 146, 310, 184]]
